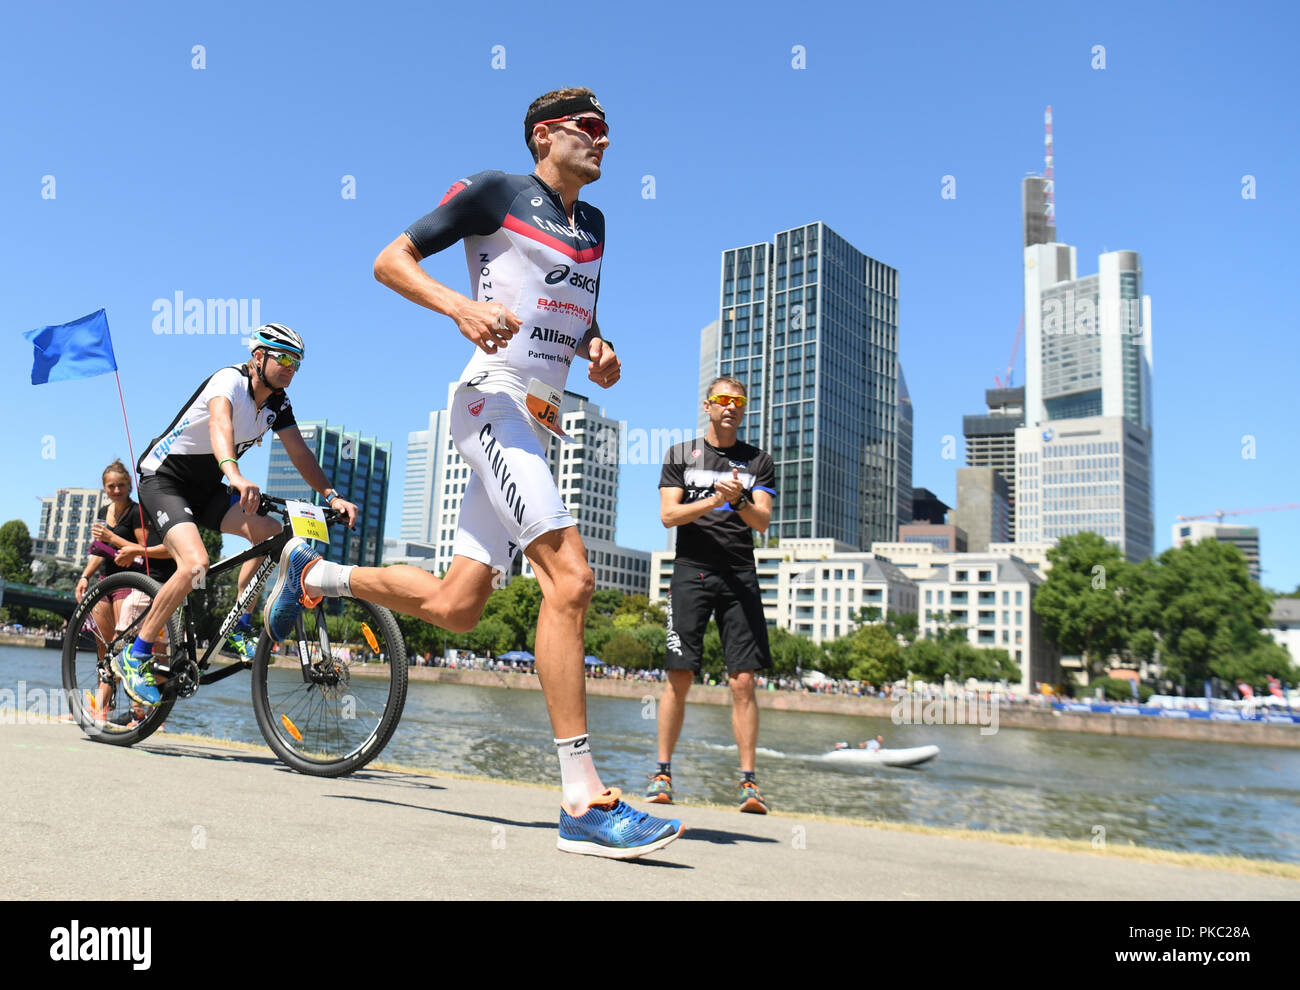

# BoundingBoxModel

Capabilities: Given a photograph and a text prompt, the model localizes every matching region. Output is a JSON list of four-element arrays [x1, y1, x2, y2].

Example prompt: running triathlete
[[260, 87, 683, 859], [111, 324, 359, 704]]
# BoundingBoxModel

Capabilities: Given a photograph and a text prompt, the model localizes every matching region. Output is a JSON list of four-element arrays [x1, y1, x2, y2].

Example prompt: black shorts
[[138, 473, 237, 539], [665, 562, 771, 675]]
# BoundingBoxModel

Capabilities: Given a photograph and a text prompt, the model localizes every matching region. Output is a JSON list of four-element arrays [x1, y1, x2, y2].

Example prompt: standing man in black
[[650, 376, 777, 813]]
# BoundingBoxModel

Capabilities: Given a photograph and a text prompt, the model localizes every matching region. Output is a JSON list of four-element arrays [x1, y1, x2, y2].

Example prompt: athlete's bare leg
[[218, 504, 287, 614], [729, 670, 759, 772], [656, 669, 695, 763], [522, 526, 595, 740], [347, 556, 497, 634]]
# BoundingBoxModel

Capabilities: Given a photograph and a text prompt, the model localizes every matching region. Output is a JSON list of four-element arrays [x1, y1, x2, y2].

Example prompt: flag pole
[[112, 369, 150, 578]]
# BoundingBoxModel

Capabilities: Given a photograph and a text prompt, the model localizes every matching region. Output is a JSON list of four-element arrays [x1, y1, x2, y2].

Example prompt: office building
[[1172, 521, 1261, 583], [871, 540, 1054, 583], [963, 386, 1024, 537], [1020, 128, 1155, 560], [698, 319, 721, 436], [1014, 416, 1153, 562], [898, 522, 967, 552], [33, 488, 105, 562], [713, 223, 901, 549], [267, 421, 390, 567], [897, 366, 914, 537], [400, 410, 450, 544], [909, 488, 950, 526], [953, 467, 1011, 552]]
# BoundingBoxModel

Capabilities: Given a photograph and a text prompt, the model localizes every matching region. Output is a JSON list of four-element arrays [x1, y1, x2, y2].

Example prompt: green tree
[[602, 631, 653, 669], [901, 637, 948, 682], [1032, 532, 1130, 679], [481, 577, 542, 649], [0, 519, 34, 583], [845, 624, 904, 684], [767, 626, 827, 676], [1127, 539, 1295, 690], [629, 623, 667, 667], [466, 616, 513, 656]]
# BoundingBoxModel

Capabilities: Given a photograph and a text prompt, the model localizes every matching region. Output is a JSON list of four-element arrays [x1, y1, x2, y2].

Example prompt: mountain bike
[[61, 494, 408, 777]]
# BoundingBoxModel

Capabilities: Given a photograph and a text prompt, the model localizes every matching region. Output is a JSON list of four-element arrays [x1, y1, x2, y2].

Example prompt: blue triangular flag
[[24, 308, 118, 384]]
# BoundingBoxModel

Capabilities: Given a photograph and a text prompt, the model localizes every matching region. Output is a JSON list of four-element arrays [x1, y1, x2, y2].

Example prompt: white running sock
[[554, 734, 605, 815], [303, 560, 355, 598]]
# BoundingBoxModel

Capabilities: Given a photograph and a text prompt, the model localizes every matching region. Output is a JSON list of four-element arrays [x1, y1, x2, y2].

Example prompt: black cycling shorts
[[665, 562, 771, 675], [138, 473, 237, 538]]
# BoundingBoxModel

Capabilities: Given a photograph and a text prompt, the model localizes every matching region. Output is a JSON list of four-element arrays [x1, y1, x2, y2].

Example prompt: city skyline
[[4, 2, 1297, 591]]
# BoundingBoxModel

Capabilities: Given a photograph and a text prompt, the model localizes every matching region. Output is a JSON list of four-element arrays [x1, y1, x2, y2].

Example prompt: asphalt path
[[4, 722, 1298, 900]]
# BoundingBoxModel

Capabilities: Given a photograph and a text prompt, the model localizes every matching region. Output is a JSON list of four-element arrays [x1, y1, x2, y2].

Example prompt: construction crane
[[1176, 504, 1300, 523], [994, 312, 1025, 389]]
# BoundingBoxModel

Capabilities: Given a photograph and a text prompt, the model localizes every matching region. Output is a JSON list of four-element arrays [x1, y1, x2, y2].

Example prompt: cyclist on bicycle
[[112, 324, 358, 705]]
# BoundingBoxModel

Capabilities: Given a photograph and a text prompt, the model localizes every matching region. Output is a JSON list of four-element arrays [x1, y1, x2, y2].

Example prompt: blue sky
[[3, 0, 1298, 591]]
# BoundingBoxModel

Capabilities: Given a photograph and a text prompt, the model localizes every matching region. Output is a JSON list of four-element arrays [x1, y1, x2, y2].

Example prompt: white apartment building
[[869, 541, 1055, 582], [918, 555, 1061, 694], [35, 487, 106, 562]]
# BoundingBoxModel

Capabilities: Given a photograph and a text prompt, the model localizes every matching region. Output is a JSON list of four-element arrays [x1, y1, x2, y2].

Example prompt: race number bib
[[286, 500, 329, 543], [525, 378, 575, 443]]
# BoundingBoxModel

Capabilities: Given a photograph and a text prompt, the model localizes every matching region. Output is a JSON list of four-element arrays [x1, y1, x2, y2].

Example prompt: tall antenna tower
[[1044, 105, 1056, 237]]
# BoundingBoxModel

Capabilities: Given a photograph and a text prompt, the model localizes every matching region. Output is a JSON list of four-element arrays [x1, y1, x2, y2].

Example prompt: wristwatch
[[733, 490, 751, 511], [323, 488, 341, 503]]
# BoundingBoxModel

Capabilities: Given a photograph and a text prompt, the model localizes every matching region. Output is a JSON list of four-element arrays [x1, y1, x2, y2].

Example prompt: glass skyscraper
[[266, 421, 390, 567], [712, 222, 900, 549]]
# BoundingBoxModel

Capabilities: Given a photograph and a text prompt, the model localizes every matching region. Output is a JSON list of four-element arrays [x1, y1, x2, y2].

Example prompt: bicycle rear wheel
[[250, 600, 408, 777], [61, 572, 180, 746]]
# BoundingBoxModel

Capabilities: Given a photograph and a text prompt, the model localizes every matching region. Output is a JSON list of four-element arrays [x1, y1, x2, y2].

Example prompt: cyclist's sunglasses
[[708, 394, 747, 408], [535, 114, 609, 142], [265, 350, 302, 371]]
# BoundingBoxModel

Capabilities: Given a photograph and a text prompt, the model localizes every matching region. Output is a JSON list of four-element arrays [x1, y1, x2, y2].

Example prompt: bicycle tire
[[250, 600, 408, 777], [61, 571, 181, 746]]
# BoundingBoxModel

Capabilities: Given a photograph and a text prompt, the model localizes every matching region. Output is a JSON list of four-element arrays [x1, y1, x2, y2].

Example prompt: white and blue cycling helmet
[[247, 323, 305, 357]]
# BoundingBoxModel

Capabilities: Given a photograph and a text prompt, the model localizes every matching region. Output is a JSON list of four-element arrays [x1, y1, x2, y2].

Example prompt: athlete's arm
[[208, 396, 261, 514], [585, 334, 620, 389], [735, 489, 772, 534], [276, 425, 359, 527], [659, 486, 725, 528]]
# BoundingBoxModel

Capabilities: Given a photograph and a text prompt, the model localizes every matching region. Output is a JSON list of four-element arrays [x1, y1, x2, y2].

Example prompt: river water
[[5, 644, 1299, 863]]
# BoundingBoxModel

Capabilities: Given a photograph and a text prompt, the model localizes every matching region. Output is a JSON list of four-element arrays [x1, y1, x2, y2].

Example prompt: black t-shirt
[[93, 501, 174, 579], [659, 438, 776, 572]]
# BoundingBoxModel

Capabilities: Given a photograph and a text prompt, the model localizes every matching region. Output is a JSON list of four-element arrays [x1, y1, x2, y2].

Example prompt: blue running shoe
[[557, 788, 684, 860], [264, 537, 323, 642], [109, 648, 161, 707]]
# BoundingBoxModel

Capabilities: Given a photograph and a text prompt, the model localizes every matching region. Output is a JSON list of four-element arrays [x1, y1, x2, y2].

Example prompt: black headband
[[524, 94, 606, 148]]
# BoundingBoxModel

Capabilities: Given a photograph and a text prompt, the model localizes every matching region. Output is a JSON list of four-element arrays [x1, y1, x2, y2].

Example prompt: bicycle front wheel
[[250, 600, 408, 777], [61, 572, 180, 746]]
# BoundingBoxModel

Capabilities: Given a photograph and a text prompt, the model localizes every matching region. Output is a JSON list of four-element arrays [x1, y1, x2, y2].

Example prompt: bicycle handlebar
[[256, 493, 350, 528]]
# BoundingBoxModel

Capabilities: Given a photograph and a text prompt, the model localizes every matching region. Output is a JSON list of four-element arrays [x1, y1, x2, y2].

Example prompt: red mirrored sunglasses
[[534, 114, 609, 142]]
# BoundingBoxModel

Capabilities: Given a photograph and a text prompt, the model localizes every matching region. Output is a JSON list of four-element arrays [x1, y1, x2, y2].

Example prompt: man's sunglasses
[[265, 350, 302, 371], [708, 394, 748, 408], [535, 114, 609, 142]]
